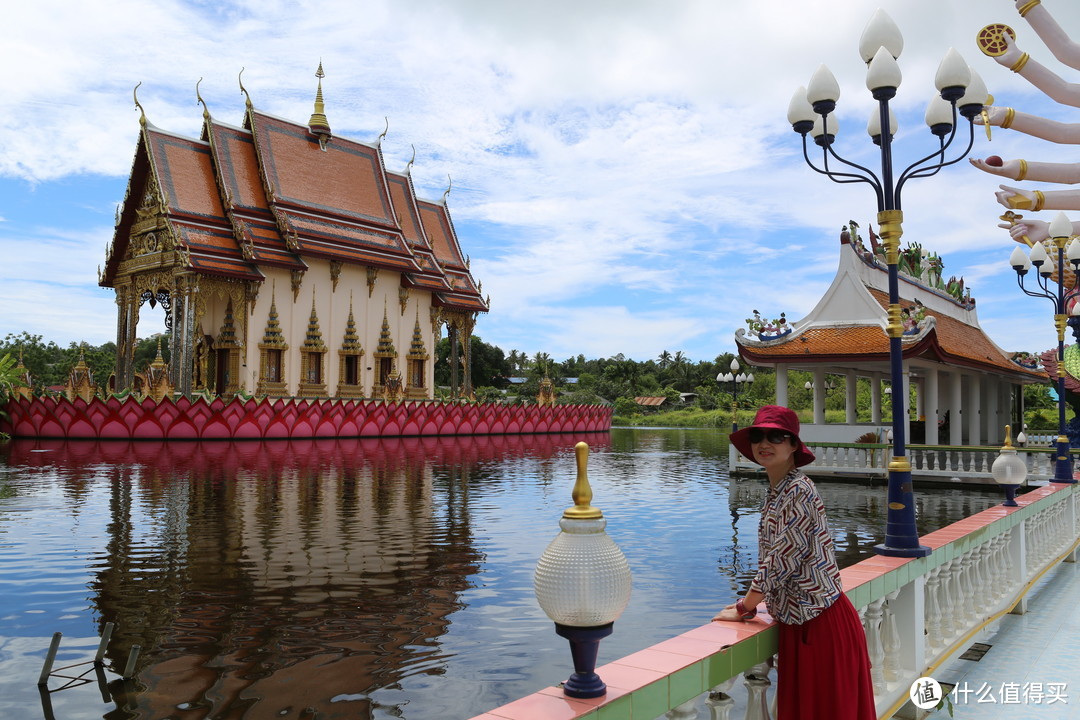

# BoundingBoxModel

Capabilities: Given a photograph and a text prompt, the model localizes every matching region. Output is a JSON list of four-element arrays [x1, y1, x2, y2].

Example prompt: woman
[[714, 405, 875, 719]]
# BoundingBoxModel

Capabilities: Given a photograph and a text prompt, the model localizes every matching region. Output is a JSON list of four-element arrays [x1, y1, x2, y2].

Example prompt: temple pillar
[[985, 378, 1000, 443], [114, 283, 132, 389], [1017, 382, 1026, 433], [462, 313, 476, 398], [871, 372, 882, 424], [845, 370, 857, 424], [969, 375, 982, 446], [925, 366, 940, 445], [813, 366, 826, 425], [775, 363, 788, 407], [449, 324, 460, 397], [950, 372, 963, 446]]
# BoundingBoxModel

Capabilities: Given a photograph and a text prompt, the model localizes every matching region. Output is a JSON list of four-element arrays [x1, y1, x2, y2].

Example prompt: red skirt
[[776, 593, 876, 720]]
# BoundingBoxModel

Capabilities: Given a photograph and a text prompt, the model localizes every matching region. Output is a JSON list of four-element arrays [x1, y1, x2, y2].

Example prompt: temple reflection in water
[[10, 433, 610, 719]]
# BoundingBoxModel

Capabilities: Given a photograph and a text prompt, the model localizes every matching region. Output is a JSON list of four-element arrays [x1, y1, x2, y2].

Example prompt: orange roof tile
[[207, 121, 271, 214], [251, 111, 395, 226], [148, 131, 227, 221]]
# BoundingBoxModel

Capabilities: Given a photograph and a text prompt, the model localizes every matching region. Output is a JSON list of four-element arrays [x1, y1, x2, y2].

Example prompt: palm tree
[[658, 350, 672, 369], [508, 349, 522, 374]]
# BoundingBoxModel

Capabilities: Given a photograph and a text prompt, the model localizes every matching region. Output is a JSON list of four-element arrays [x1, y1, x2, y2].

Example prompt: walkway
[[925, 558, 1080, 720]]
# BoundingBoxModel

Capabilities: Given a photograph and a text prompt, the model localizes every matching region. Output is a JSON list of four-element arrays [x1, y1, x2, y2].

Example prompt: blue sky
[[3, 0, 1080, 364]]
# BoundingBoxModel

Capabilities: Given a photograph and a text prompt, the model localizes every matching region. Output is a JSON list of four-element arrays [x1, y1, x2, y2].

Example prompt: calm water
[[0, 428, 1003, 720]]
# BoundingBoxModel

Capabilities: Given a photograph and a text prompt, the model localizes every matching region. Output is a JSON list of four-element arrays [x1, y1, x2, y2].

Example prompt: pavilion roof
[[736, 242, 1044, 382]]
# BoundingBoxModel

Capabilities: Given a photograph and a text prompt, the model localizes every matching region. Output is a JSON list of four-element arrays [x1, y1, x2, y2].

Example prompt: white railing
[[642, 482, 1079, 720], [730, 442, 1076, 483]]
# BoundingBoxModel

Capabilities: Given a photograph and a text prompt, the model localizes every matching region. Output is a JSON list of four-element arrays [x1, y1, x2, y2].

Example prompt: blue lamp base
[[1000, 483, 1019, 507], [554, 622, 614, 698]]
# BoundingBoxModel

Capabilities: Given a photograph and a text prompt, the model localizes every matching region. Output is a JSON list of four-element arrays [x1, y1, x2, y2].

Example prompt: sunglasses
[[748, 428, 793, 445]]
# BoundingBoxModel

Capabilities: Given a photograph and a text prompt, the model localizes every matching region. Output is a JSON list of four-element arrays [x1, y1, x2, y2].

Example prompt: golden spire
[[408, 309, 428, 359], [308, 61, 332, 148], [564, 442, 603, 520], [375, 302, 396, 356], [341, 292, 363, 353], [302, 290, 325, 351]]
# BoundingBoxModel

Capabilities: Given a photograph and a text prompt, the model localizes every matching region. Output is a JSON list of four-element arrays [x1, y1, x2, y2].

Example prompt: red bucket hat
[[729, 405, 815, 468]]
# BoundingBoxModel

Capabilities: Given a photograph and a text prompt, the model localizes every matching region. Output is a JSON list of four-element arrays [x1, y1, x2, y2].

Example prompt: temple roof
[[735, 231, 1045, 382], [101, 82, 487, 314]]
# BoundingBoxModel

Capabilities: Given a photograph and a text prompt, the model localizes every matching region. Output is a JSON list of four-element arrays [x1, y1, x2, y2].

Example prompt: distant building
[[100, 66, 488, 400]]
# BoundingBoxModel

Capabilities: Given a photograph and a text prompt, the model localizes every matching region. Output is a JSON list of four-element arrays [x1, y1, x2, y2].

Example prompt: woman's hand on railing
[[712, 604, 742, 622]]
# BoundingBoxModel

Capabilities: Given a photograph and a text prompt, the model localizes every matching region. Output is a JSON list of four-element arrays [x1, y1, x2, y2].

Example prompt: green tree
[[434, 335, 511, 390]]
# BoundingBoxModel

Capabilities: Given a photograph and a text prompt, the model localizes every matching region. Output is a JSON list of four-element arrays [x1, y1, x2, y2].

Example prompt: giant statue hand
[[969, 154, 1024, 179], [995, 183, 1037, 209], [997, 217, 1047, 244]]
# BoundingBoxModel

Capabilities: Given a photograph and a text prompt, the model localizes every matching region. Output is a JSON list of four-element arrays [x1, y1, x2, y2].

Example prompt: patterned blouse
[[748, 468, 843, 625]]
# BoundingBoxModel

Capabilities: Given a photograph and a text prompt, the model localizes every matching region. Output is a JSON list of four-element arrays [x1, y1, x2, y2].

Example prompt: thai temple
[[735, 222, 1045, 447], [98, 65, 489, 401]]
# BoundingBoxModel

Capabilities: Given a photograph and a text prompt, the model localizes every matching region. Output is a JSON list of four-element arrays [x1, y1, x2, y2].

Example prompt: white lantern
[[534, 442, 632, 697], [991, 425, 1027, 506]]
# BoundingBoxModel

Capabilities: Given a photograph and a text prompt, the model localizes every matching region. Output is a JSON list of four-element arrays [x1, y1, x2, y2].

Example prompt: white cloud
[[4, 0, 1080, 359]]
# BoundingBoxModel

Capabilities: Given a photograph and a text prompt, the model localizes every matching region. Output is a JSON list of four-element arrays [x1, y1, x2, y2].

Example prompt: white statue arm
[[992, 26, 1080, 109], [973, 105, 1080, 144], [970, 154, 1080, 183], [1017, 0, 1080, 71]]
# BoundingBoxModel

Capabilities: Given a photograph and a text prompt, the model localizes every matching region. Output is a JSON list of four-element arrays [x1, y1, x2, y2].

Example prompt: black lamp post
[[718, 358, 754, 433], [788, 9, 985, 557], [1008, 212, 1080, 483]]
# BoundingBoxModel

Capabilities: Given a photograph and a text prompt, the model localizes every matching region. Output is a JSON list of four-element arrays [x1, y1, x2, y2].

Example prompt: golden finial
[[308, 60, 331, 148], [196, 77, 209, 120], [377, 117, 389, 146], [133, 82, 147, 127], [564, 442, 603, 519], [442, 174, 453, 204], [1002, 424, 1015, 450], [238, 67, 252, 109]]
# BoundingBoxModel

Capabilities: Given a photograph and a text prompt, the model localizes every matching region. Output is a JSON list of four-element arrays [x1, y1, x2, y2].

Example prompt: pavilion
[[735, 224, 1046, 446]]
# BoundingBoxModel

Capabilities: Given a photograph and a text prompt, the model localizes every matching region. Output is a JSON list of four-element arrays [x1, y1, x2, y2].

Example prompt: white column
[[969, 375, 982, 446], [926, 367, 940, 445], [986, 379, 1000, 444], [950, 372, 963, 446], [871, 373, 882, 424], [776, 363, 788, 408], [814, 366, 826, 425], [1018, 381, 1026, 432], [846, 370, 857, 424]]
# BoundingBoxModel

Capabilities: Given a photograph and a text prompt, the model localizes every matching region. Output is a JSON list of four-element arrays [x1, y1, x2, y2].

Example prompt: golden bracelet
[[1018, 0, 1041, 18], [1002, 107, 1016, 129], [1033, 190, 1046, 212], [1016, 159, 1028, 182], [1011, 52, 1031, 73]]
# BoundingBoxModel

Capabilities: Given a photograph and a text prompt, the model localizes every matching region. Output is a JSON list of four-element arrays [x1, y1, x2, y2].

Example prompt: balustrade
[[732, 441, 1078, 484]]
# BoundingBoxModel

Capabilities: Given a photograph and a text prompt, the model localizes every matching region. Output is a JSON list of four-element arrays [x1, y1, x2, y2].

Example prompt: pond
[[0, 428, 1004, 719]]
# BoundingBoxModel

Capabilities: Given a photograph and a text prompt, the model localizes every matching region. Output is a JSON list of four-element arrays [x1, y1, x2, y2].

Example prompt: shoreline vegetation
[[1, 332, 1067, 434]]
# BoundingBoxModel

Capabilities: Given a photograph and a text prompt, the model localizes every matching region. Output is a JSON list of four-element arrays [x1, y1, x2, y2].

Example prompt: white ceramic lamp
[[534, 442, 632, 698]]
